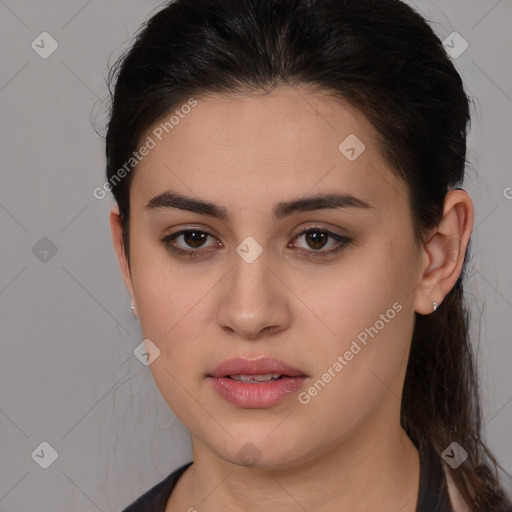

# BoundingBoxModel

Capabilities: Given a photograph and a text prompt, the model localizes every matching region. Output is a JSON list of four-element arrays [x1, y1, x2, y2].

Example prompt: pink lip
[[207, 356, 308, 408], [208, 356, 306, 378]]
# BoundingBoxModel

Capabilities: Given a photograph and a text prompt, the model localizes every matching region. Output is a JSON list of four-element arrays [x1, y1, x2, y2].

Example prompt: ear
[[109, 204, 138, 318], [414, 189, 474, 315]]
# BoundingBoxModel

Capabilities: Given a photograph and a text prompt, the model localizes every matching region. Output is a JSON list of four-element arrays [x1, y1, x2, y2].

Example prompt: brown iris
[[183, 231, 208, 248], [303, 230, 328, 250]]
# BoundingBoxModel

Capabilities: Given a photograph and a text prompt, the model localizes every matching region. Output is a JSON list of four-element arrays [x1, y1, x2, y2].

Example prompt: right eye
[[161, 229, 222, 258]]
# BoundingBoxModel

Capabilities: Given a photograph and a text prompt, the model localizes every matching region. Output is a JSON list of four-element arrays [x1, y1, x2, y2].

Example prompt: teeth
[[230, 373, 282, 382]]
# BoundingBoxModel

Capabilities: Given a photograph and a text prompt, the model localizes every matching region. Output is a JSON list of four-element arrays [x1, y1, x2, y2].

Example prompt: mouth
[[207, 357, 308, 408], [207, 356, 308, 379], [224, 373, 286, 382]]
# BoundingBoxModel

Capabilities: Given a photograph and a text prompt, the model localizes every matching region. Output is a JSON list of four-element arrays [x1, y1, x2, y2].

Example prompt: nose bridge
[[215, 242, 291, 339]]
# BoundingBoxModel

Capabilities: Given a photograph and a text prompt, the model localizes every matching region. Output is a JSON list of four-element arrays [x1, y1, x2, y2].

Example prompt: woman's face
[[114, 85, 426, 468]]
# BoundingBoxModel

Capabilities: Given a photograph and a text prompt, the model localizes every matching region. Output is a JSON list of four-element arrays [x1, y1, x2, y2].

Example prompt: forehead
[[131, 85, 408, 217]]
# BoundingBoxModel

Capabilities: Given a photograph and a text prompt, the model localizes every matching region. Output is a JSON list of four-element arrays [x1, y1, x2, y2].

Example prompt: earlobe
[[414, 189, 474, 315]]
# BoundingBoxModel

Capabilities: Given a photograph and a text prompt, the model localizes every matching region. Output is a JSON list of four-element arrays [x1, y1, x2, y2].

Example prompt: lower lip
[[208, 376, 307, 408]]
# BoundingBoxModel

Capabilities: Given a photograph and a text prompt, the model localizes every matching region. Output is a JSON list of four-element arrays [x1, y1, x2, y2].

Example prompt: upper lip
[[208, 356, 308, 378]]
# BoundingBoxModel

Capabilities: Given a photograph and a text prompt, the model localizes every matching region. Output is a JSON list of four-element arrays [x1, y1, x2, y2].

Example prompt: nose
[[215, 251, 292, 340]]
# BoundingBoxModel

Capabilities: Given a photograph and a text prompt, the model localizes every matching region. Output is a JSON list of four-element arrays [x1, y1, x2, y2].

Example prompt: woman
[[105, 0, 512, 510]]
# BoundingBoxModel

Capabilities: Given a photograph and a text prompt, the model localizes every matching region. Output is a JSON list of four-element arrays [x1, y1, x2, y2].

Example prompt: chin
[[212, 437, 310, 471]]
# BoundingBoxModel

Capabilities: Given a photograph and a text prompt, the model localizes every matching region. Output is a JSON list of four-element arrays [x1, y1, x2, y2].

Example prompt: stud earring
[[433, 302, 438, 312]]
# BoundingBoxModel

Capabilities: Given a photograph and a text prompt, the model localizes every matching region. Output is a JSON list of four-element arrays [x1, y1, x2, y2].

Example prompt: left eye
[[292, 229, 347, 252]]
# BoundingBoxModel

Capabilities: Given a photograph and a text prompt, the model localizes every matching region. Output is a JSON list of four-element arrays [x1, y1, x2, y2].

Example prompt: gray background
[[0, 0, 510, 510]]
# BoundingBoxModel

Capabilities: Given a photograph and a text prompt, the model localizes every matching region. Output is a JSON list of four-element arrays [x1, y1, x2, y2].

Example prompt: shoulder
[[445, 469, 473, 512], [444, 468, 512, 512], [120, 462, 193, 512], [443, 465, 512, 512]]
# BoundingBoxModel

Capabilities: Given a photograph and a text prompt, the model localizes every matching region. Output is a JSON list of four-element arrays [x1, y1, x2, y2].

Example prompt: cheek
[[130, 247, 225, 395], [296, 242, 415, 343], [129, 230, 204, 333], [135, 271, 215, 350], [134, 268, 213, 418], [294, 299, 412, 444], [296, 243, 416, 400]]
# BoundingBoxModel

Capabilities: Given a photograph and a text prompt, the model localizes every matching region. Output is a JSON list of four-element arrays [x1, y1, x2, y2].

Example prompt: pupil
[[306, 231, 327, 250], [184, 231, 207, 248]]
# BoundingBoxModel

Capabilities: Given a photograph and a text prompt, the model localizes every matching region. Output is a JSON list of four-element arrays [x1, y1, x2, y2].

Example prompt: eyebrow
[[144, 190, 373, 221]]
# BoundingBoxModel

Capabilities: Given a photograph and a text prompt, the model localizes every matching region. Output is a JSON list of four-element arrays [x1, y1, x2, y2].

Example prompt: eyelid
[[289, 222, 348, 240], [288, 226, 351, 258], [161, 228, 221, 253]]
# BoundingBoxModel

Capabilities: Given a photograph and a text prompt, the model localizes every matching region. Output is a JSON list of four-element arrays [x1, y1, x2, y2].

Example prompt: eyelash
[[161, 227, 352, 260]]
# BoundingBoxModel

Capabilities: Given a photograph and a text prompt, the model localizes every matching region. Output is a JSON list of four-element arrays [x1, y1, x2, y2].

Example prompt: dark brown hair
[[105, 0, 511, 508]]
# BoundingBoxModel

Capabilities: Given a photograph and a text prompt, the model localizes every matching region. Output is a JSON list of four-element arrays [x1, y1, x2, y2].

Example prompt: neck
[[169, 422, 420, 512]]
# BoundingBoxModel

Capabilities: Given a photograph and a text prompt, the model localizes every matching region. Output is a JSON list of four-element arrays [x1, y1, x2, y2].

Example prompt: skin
[[110, 84, 474, 512]]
